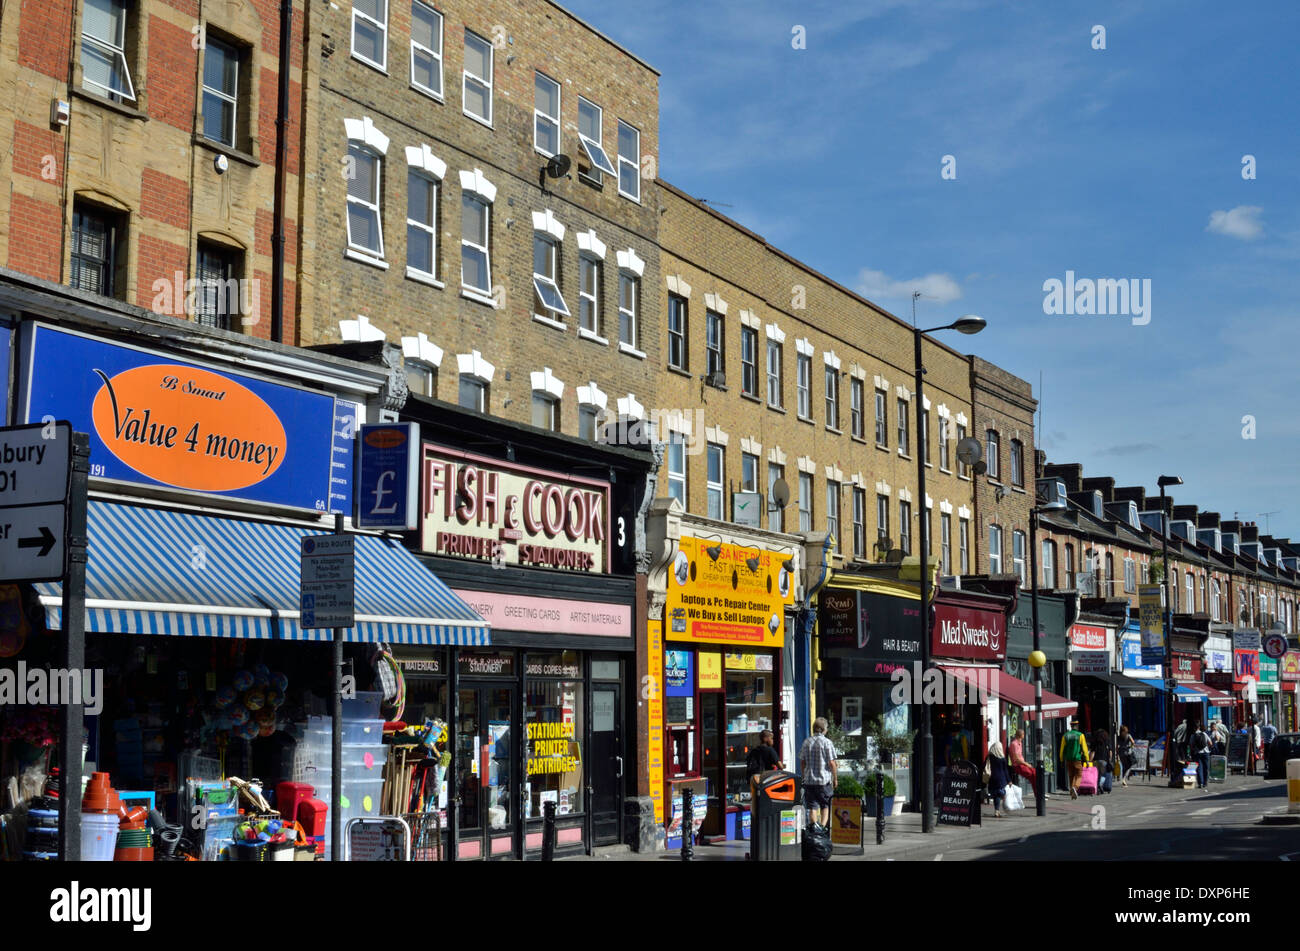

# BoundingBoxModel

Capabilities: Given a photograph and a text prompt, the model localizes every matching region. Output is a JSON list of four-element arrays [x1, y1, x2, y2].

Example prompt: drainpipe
[[271, 0, 293, 344]]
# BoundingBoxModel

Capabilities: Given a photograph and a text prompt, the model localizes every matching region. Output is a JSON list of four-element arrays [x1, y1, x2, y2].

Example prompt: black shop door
[[590, 683, 624, 845]]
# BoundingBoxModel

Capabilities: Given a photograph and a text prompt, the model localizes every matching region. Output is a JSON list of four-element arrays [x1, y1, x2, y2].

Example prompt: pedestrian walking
[[1008, 728, 1046, 800], [1169, 717, 1191, 786], [1247, 717, 1262, 775], [1059, 720, 1091, 799], [985, 739, 1012, 817], [1117, 725, 1136, 785], [1210, 720, 1228, 756], [800, 717, 838, 827], [1091, 728, 1114, 793], [1189, 720, 1212, 789], [1261, 720, 1278, 766]]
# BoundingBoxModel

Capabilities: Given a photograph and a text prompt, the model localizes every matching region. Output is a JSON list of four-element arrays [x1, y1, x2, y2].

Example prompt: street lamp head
[[1157, 475, 1183, 488], [950, 315, 986, 335]]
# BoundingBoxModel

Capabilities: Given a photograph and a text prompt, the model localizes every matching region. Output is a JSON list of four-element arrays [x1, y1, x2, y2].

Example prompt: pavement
[[575, 772, 1297, 861]]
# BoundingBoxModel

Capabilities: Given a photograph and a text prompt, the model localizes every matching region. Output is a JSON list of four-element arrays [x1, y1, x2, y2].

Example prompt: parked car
[[1265, 733, 1300, 779]]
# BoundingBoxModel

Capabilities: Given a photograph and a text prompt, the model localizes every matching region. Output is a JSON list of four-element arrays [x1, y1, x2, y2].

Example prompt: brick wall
[[970, 355, 1037, 577]]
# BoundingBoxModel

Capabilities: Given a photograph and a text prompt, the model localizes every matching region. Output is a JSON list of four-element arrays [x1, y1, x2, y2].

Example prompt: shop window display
[[723, 653, 775, 801], [525, 663, 584, 818]]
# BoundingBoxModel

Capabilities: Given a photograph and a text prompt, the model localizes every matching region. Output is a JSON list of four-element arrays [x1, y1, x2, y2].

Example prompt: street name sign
[[299, 533, 355, 629], [0, 422, 72, 583]]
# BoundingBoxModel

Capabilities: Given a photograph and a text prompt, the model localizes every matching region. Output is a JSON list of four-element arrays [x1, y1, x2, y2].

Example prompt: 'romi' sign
[[421, 444, 609, 573]]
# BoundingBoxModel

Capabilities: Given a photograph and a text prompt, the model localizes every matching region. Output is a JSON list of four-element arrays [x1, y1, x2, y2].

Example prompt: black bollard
[[874, 765, 885, 845], [541, 800, 557, 861], [680, 793, 694, 861]]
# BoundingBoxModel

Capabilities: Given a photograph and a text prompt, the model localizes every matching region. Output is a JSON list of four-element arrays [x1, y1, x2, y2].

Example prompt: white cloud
[[855, 269, 962, 304], [1206, 205, 1264, 241]]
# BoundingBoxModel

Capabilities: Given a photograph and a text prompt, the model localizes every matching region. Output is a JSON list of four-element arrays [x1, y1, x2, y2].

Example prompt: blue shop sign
[[1122, 635, 1162, 678], [355, 422, 419, 530], [18, 323, 359, 513]]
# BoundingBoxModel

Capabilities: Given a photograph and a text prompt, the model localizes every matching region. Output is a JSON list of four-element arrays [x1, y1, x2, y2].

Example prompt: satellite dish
[[956, 437, 983, 467], [972, 460, 987, 476], [546, 154, 572, 178], [770, 478, 790, 509], [885, 549, 905, 564]]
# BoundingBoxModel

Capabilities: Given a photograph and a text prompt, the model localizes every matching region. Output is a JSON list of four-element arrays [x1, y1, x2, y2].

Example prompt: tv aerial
[[539, 153, 571, 194]]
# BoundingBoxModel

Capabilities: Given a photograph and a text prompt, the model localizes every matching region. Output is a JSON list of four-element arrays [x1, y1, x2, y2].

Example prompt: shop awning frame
[[1083, 670, 1157, 699], [938, 663, 1078, 720], [35, 501, 490, 645]]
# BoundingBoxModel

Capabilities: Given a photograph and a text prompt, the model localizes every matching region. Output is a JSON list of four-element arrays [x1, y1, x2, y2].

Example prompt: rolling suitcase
[[1077, 764, 1099, 795]]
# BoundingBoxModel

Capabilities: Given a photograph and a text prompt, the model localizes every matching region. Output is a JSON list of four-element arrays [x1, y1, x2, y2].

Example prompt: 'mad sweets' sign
[[19, 324, 356, 512], [421, 444, 609, 573], [932, 599, 1006, 661]]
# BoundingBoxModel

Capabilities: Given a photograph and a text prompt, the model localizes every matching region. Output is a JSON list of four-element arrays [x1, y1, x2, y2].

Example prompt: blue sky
[[563, 0, 1300, 535]]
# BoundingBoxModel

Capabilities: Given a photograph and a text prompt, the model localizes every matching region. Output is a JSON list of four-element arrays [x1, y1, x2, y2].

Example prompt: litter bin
[[751, 771, 801, 861]]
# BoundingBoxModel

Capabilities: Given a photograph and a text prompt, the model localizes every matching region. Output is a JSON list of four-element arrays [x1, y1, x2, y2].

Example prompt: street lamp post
[[914, 314, 986, 833], [1158, 475, 1183, 786], [1029, 506, 1046, 816]]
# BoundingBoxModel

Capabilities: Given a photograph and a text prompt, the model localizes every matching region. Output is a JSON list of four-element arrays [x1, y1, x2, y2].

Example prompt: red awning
[[1186, 681, 1234, 707], [939, 664, 1078, 720]]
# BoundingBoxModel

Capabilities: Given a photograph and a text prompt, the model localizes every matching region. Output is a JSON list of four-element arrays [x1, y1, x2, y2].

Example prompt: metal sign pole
[[57, 433, 90, 860], [332, 511, 344, 861]]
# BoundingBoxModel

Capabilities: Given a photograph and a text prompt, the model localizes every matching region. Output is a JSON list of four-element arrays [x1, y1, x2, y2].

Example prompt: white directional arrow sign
[[0, 422, 72, 583]]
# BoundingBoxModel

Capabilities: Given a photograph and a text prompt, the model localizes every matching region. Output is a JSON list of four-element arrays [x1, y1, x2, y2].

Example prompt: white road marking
[[1187, 807, 1228, 816]]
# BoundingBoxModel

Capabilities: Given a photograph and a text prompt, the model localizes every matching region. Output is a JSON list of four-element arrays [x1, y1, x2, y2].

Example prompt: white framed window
[[897, 398, 909, 454], [532, 392, 560, 432], [462, 30, 492, 125], [766, 341, 783, 407], [852, 487, 866, 558], [578, 97, 617, 179], [405, 361, 436, 397], [406, 170, 437, 277], [1042, 540, 1056, 588], [986, 430, 1000, 479], [352, 0, 388, 70], [458, 375, 487, 412], [876, 494, 890, 546], [579, 255, 601, 335], [410, 1, 443, 98], [740, 326, 758, 396], [346, 143, 384, 258], [799, 473, 814, 532], [988, 525, 1002, 574], [705, 310, 724, 379], [1010, 439, 1025, 487], [899, 500, 912, 555], [534, 71, 560, 156], [875, 390, 888, 447], [619, 272, 638, 348], [1198, 574, 1205, 613], [920, 409, 930, 464], [532, 232, 570, 322], [768, 463, 785, 532], [850, 379, 864, 439], [741, 452, 759, 493], [667, 433, 687, 507], [941, 513, 953, 575], [824, 366, 839, 429], [201, 36, 239, 147], [81, 0, 135, 102], [1124, 557, 1136, 594], [1186, 572, 1195, 614], [826, 481, 840, 547], [707, 444, 724, 520], [667, 294, 687, 369], [938, 416, 950, 471], [960, 518, 970, 573], [460, 191, 491, 296], [796, 353, 812, 419], [1212, 579, 1221, 621], [956, 423, 969, 477], [578, 405, 601, 441], [1013, 530, 1026, 585], [617, 120, 640, 201]]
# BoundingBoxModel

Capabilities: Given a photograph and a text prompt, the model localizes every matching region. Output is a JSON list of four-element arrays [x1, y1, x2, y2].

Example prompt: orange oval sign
[[91, 364, 287, 492], [364, 428, 407, 449]]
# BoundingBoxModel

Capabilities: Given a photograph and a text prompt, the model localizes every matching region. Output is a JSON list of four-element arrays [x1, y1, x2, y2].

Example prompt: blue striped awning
[[36, 501, 490, 645]]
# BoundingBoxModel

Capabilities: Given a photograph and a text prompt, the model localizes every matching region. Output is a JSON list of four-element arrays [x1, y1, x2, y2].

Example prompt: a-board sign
[[937, 759, 982, 827], [1226, 733, 1248, 770], [1147, 737, 1165, 772], [1132, 739, 1150, 774], [829, 796, 864, 847], [1209, 755, 1227, 783], [346, 817, 410, 860]]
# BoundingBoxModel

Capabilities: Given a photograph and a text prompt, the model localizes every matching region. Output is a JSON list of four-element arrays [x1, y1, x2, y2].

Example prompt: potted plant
[[834, 775, 865, 800], [862, 771, 897, 817]]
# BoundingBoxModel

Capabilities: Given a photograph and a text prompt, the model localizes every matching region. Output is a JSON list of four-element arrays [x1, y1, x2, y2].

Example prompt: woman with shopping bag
[[985, 740, 1012, 817]]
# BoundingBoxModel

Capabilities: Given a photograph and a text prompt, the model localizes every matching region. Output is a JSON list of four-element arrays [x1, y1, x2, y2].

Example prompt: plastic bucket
[[80, 813, 120, 861]]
